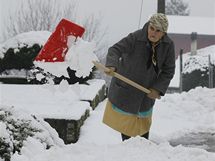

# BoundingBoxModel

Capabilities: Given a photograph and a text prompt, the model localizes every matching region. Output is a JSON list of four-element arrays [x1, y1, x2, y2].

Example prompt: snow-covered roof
[[167, 15, 215, 35]]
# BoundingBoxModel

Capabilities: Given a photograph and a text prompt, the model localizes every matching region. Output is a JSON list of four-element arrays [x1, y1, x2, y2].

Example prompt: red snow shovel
[[35, 19, 85, 62], [92, 61, 151, 94]]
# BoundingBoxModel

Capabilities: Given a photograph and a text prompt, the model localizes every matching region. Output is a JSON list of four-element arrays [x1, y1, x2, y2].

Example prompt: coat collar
[[136, 22, 170, 44]]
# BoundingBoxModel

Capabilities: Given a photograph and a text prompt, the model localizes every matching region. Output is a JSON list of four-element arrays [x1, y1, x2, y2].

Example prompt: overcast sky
[[0, 0, 214, 44]]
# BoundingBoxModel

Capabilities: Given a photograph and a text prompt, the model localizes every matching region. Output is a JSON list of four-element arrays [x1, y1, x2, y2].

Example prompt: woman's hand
[[104, 67, 116, 76], [147, 88, 161, 99]]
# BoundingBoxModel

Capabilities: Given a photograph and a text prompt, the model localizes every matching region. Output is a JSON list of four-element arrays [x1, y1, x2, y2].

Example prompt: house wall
[[168, 33, 215, 58]]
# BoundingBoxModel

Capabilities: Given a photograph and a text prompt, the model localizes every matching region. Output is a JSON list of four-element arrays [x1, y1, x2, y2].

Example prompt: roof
[[167, 15, 215, 35]]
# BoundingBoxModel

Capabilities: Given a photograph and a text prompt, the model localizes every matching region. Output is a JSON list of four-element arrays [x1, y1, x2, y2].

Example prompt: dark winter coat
[[106, 22, 175, 114]]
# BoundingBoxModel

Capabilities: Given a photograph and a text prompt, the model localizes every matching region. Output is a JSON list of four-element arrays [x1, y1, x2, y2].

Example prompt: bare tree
[[3, 0, 77, 39], [82, 14, 108, 56], [3, 0, 107, 57], [166, 0, 190, 16]]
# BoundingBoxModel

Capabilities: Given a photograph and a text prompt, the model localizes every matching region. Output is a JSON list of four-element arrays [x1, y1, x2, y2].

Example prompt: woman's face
[[147, 24, 164, 43]]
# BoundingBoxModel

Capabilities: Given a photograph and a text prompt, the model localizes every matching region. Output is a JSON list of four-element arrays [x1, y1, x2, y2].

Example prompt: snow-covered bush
[[0, 44, 41, 72], [0, 31, 49, 83], [0, 31, 97, 85], [182, 46, 215, 91], [0, 106, 64, 161], [182, 59, 215, 91]]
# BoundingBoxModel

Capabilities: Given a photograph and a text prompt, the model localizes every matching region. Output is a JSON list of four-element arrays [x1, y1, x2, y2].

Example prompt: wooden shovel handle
[[92, 61, 151, 94]]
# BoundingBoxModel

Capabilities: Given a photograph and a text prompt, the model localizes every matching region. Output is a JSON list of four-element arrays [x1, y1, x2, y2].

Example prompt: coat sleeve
[[152, 41, 176, 96], [105, 33, 135, 69]]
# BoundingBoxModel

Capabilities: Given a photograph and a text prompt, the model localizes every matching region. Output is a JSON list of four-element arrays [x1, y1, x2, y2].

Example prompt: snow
[[0, 18, 215, 161], [0, 105, 64, 152], [150, 87, 215, 138], [0, 121, 9, 139], [10, 137, 215, 161], [1, 85, 215, 160], [0, 79, 105, 120], [34, 37, 98, 78], [0, 31, 98, 79], [182, 45, 215, 74], [79, 79, 106, 100], [65, 38, 98, 78], [0, 31, 51, 58], [170, 45, 215, 87]]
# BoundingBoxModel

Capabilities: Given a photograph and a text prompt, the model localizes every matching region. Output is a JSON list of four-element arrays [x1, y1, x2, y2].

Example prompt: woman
[[103, 13, 175, 141]]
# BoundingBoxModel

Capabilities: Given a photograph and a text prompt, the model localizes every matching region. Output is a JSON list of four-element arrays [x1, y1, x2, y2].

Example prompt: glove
[[104, 67, 116, 76], [147, 88, 161, 100]]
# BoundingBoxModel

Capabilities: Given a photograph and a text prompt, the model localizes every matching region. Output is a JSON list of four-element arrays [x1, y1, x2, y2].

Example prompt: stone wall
[[44, 84, 107, 144]]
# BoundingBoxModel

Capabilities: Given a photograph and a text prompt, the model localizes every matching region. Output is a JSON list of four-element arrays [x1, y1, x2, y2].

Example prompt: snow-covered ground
[[0, 85, 215, 161]]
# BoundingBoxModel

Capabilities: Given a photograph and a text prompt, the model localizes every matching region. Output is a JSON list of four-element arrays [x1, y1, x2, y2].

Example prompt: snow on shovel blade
[[35, 19, 85, 62]]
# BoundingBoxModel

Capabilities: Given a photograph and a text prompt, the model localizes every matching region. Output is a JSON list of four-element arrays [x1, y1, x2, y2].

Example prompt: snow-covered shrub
[[0, 106, 64, 161], [0, 44, 41, 72], [0, 31, 48, 84], [0, 31, 97, 85], [182, 48, 215, 91]]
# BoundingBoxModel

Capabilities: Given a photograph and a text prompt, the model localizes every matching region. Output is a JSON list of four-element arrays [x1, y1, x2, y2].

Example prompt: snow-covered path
[[79, 87, 215, 149], [78, 100, 121, 145]]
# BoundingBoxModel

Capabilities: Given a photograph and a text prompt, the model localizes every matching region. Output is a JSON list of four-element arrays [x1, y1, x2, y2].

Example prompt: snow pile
[[0, 105, 64, 161], [66, 38, 98, 78], [1, 84, 215, 160], [34, 38, 98, 78], [151, 87, 215, 138], [0, 31, 51, 58], [10, 136, 215, 161]]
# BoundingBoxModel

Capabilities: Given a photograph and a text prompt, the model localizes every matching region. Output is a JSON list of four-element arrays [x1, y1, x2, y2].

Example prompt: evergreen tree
[[166, 0, 190, 16]]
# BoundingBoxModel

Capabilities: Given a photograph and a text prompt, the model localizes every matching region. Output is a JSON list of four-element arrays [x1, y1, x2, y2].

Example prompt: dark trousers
[[121, 132, 149, 141]]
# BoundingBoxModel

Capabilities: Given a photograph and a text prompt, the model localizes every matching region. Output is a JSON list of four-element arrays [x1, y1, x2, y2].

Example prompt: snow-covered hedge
[[0, 31, 97, 85], [182, 45, 215, 91], [0, 106, 64, 161], [0, 44, 41, 72], [182, 66, 215, 91]]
